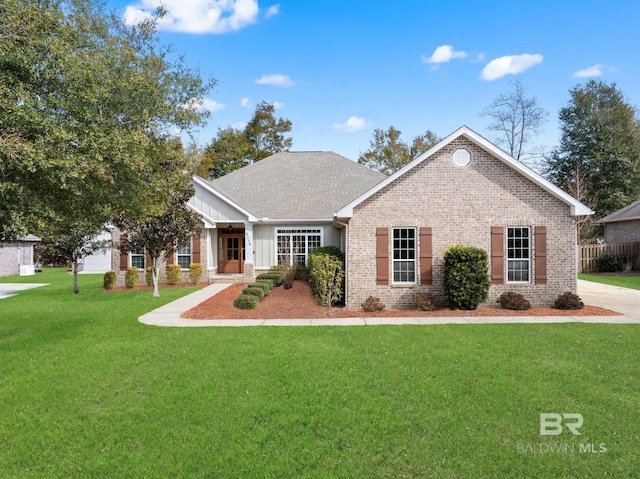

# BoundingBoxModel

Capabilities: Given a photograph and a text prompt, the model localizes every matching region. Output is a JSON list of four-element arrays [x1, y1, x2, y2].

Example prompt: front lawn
[[1, 269, 639, 477], [579, 272, 640, 290]]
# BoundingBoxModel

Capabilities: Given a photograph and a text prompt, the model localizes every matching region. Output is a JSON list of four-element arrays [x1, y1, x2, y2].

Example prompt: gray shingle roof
[[597, 199, 640, 224], [203, 151, 386, 219]]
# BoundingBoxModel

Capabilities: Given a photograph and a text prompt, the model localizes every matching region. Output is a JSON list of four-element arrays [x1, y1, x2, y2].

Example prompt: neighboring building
[[335, 126, 593, 307], [596, 199, 640, 244], [80, 228, 114, 273], [0, 235, 41, 277]]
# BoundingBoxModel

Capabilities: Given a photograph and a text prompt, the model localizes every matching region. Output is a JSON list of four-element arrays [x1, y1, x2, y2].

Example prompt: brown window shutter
[[192, 234, 201, 264], [491, 226, 504, 284], [535, 226, 547, 284], [376, 227, 389, 285], [419, 227, 433, 285], [145, 251, 152, 269], [119, 234, 129, 271]]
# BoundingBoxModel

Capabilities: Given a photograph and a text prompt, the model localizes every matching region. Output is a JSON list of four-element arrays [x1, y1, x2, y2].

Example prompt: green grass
[[579, 272, 640, 290], [1, 269, 639, 478]]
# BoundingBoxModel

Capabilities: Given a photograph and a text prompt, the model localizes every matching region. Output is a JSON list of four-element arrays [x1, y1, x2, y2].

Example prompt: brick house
[[596, 199, 640, 244], [0, 235, 41, 277], [335, 126, 593, 307]]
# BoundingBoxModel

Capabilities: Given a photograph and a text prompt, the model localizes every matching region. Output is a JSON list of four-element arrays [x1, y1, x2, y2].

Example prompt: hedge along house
[[335, 126, 594, 308], [186, 151, 386, 281]]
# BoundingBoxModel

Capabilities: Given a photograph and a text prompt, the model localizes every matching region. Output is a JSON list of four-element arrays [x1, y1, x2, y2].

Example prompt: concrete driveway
[[578, 279, 640, 320], [0, 283, 49, 299]]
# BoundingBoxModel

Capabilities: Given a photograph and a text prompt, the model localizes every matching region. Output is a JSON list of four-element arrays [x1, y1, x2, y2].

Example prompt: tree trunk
[[152, 256, 160, 298], [72, 258, 80, 294]]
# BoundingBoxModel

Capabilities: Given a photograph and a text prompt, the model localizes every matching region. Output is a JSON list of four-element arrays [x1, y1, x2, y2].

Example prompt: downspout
[[334, 217, 349, 308]]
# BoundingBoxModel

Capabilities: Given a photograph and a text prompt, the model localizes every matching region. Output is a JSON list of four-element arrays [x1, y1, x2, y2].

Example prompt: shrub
[[443, 245, 490, 310], [103, 270, 117, 289], [257, 271, 284, 287], [166, 264, 181, 285], [308, 254, 345, 306], [282, 265, 296, 289], [309, 246, 345, 262], [145, 267, 153, 286], [243, 285, 265, 299], [598, 250, 620, 272], [234, 294, 258, 309], [413, 292, 437, 311], [254, 279, 275, 295], [189, 263, 204, 285], [362, 296, 385, 312], [497, 292, 531, 310], [553, 292, 584, 310], [125, 266, 139, 288]]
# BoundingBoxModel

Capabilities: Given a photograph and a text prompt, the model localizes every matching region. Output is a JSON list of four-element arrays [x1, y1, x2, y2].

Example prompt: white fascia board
[[259, 218, 332, 224], [335, 125, 594, 218], [191, 175, 259, 222]]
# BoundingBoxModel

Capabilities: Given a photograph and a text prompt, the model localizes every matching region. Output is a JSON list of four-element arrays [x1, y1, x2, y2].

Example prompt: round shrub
[[255, 279, 275, 292], [145, 267, 153, 286], [443, 245, 490, 310], [256, 271, 284, 287], [497, 292, 531, 310], [413, 292, 437, 311], [166, 264, 181, 285], [553, 292, 584, 310], [103, 270, 117, 289], [598, 250, 620, 272], [243, 286, 265, 299], [234, 294, 258, 310], [362, 296, 385, 312], [125, 266, 139, 288], [189, 263, 204, 285]]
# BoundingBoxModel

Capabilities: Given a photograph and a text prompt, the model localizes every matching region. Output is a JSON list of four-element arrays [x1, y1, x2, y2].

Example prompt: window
[[393, 228, 416, 283], [177, 240, 192, 269], [507, 227, 530, 282], [130, 250, 145, 269], [276, 228, 322, 265]]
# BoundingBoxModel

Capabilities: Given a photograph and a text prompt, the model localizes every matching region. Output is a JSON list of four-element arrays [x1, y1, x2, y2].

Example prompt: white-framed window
[[130, 250, 145, 269], [507, 227, 530, 283], [177, 239, 192, 269], [392, 227, 416, 283], [276, 227, 322, 265]]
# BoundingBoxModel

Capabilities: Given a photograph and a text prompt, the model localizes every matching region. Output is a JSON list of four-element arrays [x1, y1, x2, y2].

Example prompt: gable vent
[[453, 148, 471, 167]]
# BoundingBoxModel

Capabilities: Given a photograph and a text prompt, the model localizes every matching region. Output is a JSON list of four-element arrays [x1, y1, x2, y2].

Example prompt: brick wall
[[604, 220, 640, 244], [346, 138, 578, 308]]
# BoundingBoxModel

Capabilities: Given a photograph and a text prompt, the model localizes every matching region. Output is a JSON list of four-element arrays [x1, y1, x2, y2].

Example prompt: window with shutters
[[507, 227, 530, 282], [130, 250, 145, 269], [392, 228, 416, 283], [177, 240, 192, 269]]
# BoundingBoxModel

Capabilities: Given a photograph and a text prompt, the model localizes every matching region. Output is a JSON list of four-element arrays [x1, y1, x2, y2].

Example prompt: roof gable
[[198, 151, 385, 220], [336, 126, 594, 218], [597, 199, 640, 224]]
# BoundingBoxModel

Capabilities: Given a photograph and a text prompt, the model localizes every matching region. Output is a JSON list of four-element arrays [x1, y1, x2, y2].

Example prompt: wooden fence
[[579, 242, 640, 273]]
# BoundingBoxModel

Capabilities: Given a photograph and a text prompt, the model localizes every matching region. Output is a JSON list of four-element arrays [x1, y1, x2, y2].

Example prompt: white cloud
[[255, 73, 295, 87], [265, 4, 280, 18], [332, 116, 368, 133], [123, 0, 259, 34], [573, 64, 604, 78], [240, 97, 251, 107], [422, 45, 467, 64], [480, 53, 543, 81], [231, 121, 246, 130], [272, 101, 285, 109], [200, 98, 226, 112]]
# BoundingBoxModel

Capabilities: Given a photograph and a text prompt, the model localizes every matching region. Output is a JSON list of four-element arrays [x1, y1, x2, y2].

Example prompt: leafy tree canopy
[[358, 127, 440, 176]]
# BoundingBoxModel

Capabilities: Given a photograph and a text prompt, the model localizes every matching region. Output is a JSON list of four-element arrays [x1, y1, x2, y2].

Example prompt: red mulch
[[181, 281, 620, 320]]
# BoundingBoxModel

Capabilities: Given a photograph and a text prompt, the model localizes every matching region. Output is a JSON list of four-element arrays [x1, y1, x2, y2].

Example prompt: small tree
[[308, 254, 345, 307], [443, 245, 490, 310]]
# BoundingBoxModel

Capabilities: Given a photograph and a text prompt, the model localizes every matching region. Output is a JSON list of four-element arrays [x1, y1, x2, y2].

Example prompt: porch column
[[243, 221, 255, 281]]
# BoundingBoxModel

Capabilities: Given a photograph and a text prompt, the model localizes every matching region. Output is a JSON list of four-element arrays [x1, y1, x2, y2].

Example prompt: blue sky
[[106, 0, 640, 163]]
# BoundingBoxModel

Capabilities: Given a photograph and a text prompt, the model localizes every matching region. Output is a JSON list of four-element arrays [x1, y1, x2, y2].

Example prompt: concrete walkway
[[0, 283, 49, 299], [138, 282, 640, 327]]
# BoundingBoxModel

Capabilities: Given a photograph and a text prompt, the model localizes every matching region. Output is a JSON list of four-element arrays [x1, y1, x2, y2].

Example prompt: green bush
[[243, 285, 265, 299], [553, 292, 584, 310], [362, 296, 385, 312], [309, 246, 344, 262], [166, 264, 181, 285], [125, 266, 139, 288], [497, 292, 531, 310], [443, 245, 490, 310], [308, 254, 345, 306], [254, 280, 275, 295], [234, 294, 258, 309], [145, 267, 153, 286], [413, 292, 437, 311], [598, 250, 620, 272], [189, 263, 204, 285], [103, 270, 117, 289], [256, 271, 284, 286]]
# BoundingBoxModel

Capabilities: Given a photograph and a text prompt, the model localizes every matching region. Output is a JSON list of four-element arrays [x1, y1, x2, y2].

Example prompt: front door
[[219, 234, 244, 273]]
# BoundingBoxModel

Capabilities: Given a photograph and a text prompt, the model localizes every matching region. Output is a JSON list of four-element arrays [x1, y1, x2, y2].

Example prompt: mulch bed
[[181, 281, 620, 320]]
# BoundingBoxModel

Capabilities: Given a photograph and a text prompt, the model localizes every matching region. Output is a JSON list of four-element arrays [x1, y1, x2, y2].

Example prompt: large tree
[[545, 80, 640, 223], [358, 127, 440, 175], [479, 80, 548, 164], [0, 0, 214, 238], [204, 102, 292, 178]]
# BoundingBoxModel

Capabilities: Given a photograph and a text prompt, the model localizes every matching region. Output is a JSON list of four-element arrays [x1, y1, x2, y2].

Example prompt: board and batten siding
[[189, 182, 249, 223]]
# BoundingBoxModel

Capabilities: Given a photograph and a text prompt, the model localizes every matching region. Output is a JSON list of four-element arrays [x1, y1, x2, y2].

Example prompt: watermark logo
[[540, 413, 583, 436], [516, 413, 607, 454]]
